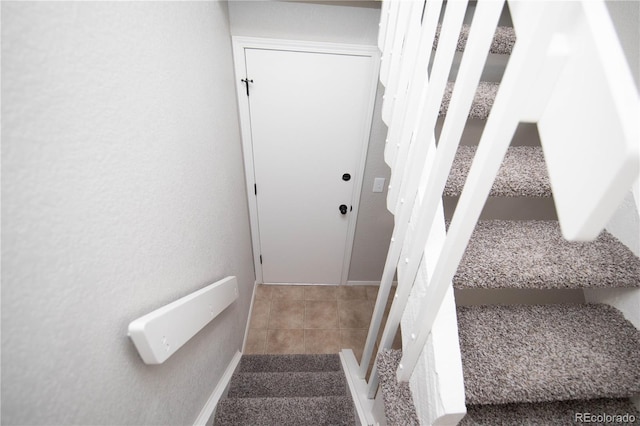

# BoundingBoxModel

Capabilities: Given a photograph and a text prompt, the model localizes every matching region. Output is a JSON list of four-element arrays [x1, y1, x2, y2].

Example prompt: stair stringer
[[587, 190, 640, 411], [585, 190, 640, 328], [399, 201, 466, 425]]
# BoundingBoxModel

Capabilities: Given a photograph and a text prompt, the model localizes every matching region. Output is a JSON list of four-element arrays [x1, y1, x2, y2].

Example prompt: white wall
[[350, 83, 395, 282], [227, 0, 394, 283], [228, 0, 381, 45], [1, 2, 254, 424]]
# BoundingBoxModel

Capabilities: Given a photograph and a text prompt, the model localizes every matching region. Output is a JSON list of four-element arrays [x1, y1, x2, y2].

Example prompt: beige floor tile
[[245, 329, 267, 354], [271, 285, 304, 300], [304, 300, 339, 329], [338, 285, 368, 300], [376, 314, 387, 346], [304, 329, 341, 354], [249, 299, 270, 329], [385, 295, 394, 314], [266, 329, 304, 354], [269, 299, 304, 329], [254, 284, 273, 301], [341, 329, 368, 363], [304, 285, 337, 301], [338, 299, 374, 329], [376, 319, 403, 349], [392, 327, 403, 350], [365, 286, 379, 301]]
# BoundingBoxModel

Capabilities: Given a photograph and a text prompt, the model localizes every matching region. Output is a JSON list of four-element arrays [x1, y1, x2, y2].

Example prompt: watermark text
[[575, 412, 637, 424]]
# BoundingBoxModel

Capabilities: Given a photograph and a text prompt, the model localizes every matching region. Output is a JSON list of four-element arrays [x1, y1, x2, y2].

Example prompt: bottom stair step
[[458, 303, 640, 405], [238, 354, 341, 373], [460, 398, 640, 425], [214, 396, 355, 426], [227, 371, 346, 398]]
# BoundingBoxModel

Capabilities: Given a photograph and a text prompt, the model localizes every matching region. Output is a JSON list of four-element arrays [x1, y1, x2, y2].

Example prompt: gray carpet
[[455, 220, 640, 289], [376, 349, 419, 426], [227, 371, 346, 398], [445, 146, 552, 198], [434, 24, 516, 55], [457, 304, 640, 405], [440, 81, 498, 120], [460, 398, 640, 425], [238, 353, 341, 373], [215, 396, 355, 426], [214, 354, 355, 425]]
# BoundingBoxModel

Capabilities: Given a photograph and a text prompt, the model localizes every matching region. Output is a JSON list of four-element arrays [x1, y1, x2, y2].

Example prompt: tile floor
[[245, 284, 402, 367]]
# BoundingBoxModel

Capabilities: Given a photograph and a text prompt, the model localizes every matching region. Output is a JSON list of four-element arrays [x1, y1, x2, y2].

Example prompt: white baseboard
[[347, 280, 398, 287], [242, 281, 259, 352], [193, 350, 242, 426], [340, 349, 376, 426]]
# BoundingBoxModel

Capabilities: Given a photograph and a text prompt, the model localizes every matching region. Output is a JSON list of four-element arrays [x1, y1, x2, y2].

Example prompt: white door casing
[[232, 37, 380, 285]]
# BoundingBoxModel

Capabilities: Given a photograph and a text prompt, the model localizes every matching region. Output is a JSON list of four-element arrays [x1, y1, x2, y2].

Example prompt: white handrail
[[358, 0, 444, 380], [381, 1, 413, 124], [363, 0, 469, 397], [372, 0, 470, 392]]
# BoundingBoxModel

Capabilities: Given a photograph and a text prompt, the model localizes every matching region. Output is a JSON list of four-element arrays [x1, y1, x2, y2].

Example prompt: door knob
[[339, 204, 348, 215]]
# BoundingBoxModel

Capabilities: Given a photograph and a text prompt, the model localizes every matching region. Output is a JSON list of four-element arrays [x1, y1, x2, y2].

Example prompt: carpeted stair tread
[[445, 146, 552, 198], [434, 24, 516, 55], [455, 220, 640, 290], [459, 398, 640, 425], [238, 353, 341, 373], [227, 371, 346, 398], [440, 81, 498, 120], [457, 303, 640, 405], [214, 396, 355, 426], [376, 349, 419, 426]]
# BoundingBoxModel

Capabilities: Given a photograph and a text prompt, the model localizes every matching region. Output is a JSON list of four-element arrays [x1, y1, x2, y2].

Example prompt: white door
[[237, 42, 379, 285]]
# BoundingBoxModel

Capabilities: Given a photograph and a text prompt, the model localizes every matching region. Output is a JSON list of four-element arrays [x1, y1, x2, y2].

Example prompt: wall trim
[[340, 349, 376, 425], [242, 281, 258, 352], [193, 350, 242, 426]]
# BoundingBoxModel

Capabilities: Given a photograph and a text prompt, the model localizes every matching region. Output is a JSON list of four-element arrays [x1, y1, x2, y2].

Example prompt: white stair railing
[[342, 1, 640, 424]]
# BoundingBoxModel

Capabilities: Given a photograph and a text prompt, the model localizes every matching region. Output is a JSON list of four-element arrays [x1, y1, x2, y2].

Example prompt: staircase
[[214, 354, 355, 425], [218, 1, 639, 424], [345, 0, 640, 424]]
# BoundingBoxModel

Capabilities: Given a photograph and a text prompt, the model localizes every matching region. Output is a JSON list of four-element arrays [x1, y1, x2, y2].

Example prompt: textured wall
[[228, 1, 394, 283], [1, 2, 254, 424]]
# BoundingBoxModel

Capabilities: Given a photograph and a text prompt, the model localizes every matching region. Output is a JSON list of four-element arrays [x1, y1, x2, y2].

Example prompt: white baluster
[[398, 1, 571, 382]]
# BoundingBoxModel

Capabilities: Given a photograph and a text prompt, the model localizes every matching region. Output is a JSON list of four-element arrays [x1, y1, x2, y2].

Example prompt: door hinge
[[241, 78, 253, 96], [260, 255, 263, 264], [254, 184, 257, 195]]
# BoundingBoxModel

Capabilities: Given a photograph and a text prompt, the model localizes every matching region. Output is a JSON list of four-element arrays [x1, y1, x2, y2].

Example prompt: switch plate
[[373, 177, 386, 193]]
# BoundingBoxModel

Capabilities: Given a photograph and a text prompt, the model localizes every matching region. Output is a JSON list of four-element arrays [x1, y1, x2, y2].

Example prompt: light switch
[[373, 177, 386, 193]]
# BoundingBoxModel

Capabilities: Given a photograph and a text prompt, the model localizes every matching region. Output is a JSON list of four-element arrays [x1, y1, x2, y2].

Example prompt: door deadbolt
[[339, 204, 348, 215], [342, 173, 351, 181]]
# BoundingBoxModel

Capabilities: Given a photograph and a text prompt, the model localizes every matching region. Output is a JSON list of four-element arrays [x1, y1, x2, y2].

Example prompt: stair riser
[[214, 396, 355, 426], [227, 371, 347, 399], [238, 354, 342, 373]]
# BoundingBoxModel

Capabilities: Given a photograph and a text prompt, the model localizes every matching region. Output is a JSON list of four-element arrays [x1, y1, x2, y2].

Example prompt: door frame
[[232, 36, 380, 285]]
